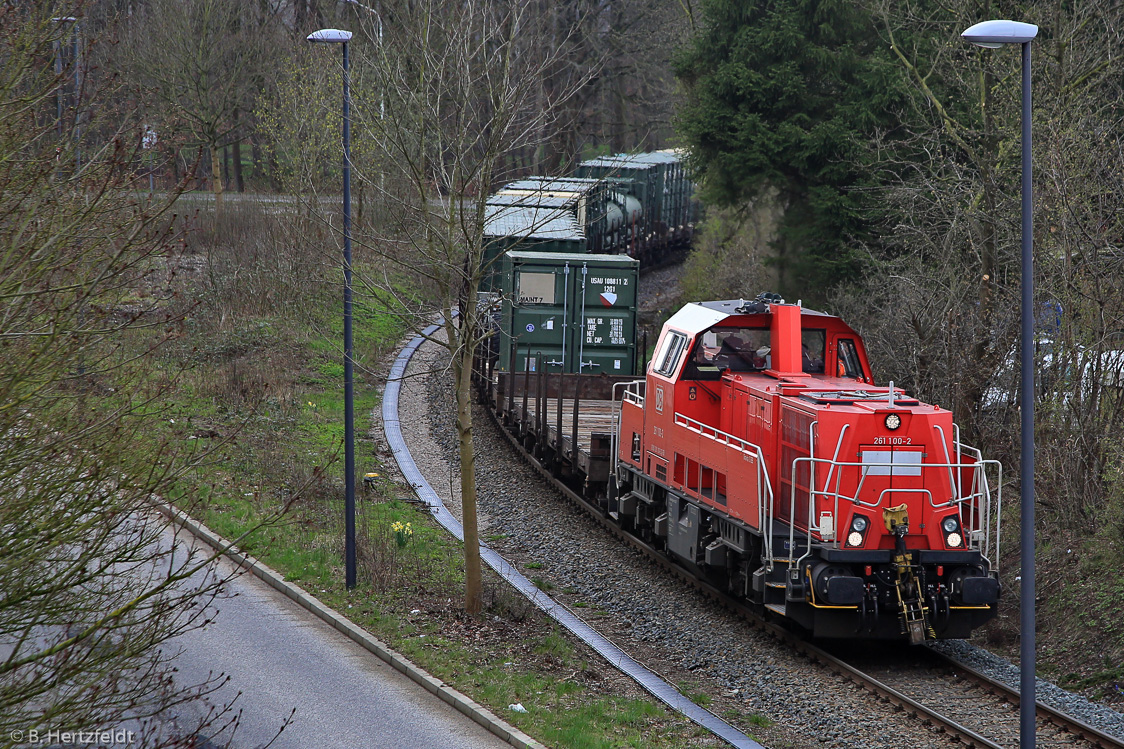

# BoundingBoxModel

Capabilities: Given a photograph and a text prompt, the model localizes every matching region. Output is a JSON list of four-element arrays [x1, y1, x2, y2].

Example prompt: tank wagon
[[480, 294, 1002, 641], [482, 159, 695, 270], [576, 150, 696, 264]]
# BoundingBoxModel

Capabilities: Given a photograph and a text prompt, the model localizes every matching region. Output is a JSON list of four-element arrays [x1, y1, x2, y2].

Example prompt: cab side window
[[837, 338, 862, 378]]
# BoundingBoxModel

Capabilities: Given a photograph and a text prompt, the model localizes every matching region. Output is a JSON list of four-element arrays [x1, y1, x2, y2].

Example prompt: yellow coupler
[[883, 503, 934, 644]]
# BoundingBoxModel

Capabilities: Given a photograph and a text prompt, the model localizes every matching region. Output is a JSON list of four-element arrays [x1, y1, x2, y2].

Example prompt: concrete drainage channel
[[383, 326, 765, 749]]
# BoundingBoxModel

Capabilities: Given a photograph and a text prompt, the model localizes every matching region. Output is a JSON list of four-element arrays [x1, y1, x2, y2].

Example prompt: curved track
[[383, 325, 765, 749], [484, 387, 1124, 749]]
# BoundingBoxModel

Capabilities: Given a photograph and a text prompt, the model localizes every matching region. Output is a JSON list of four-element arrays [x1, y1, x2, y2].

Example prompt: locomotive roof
[[665, 299, 835, 335], [483, 204, 585, 240]]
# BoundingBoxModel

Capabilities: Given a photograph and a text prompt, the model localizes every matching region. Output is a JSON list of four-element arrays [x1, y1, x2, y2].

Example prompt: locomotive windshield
[[802, 329, 826, 374], [682, 326, 828, 379], [684, 327, 770, 379]]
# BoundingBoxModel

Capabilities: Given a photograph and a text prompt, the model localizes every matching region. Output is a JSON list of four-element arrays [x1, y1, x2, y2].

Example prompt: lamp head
[[307, 29, 353, 44], [962, 20, 1038, 48]]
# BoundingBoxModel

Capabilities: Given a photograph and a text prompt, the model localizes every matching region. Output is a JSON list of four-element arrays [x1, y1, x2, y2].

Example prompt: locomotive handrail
[[787, 448, 1003, 571], [621, 384, 646, 407], [674, 412, 777, 568], [874, 487, 935, 506], [674, 413, 755, 452], [932, 425, 959, 503], [953, 423, 964, 503], [956, 445, 1002, 570], [790, 421, 820, 571], [820, 423, 850, 509]]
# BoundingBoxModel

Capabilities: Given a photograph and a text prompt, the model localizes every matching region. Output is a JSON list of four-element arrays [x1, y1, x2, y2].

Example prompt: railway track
[[483, 389, 1124, 749], [856, 644, 1124, 749]]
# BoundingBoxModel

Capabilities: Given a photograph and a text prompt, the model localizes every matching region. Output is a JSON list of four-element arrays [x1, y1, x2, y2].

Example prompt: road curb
[[158, 504, 547, 749]]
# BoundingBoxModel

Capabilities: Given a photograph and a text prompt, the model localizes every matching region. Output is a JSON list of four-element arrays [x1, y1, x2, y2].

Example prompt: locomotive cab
[[614, 294, 1001, 642]]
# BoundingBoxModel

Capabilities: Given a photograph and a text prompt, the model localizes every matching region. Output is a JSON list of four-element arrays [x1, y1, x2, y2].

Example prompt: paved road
[[168, 553, 510, 749]]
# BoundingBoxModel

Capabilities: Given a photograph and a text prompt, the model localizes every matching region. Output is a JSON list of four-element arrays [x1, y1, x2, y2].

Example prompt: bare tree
[[840, 0, 1124, 530], [507, 0, 689, 173], [119, 0, 281, 207], [309, 0, 589, 614], [0, 5, 275, 742]]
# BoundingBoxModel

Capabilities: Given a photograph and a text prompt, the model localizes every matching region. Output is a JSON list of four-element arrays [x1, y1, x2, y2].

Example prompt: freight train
[[479, 293, 1002, 641]]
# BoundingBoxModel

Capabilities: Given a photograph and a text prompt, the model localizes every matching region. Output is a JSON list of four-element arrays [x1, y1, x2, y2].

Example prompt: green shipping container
[[500, 251, 639, 375]]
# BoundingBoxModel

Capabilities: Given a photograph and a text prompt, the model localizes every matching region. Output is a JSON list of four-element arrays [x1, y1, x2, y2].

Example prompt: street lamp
[[961, 19, 1038, 749], [307, 28, 357, 590]]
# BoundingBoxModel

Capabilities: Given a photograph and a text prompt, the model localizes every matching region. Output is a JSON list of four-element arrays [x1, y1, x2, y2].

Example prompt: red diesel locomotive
[[611, 295, 1002, 641]]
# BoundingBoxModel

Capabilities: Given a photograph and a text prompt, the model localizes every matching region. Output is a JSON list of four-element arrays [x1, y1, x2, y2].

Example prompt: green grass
[[678, 681, 712, 708], [198, 489, 706, 747], [534, 631, 573, 658]]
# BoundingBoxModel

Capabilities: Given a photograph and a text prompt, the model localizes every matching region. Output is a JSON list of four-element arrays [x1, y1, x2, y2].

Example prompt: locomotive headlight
[[946, 532, 963, 548], [846, 515, 869, 547], [884, 413, 901, 431], [941, 516, 960, 533]]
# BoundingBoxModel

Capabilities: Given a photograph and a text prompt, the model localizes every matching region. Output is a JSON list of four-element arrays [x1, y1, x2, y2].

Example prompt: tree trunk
[[210, 143, 224, 210], [250, 134, 262, 186], [453, 318, 483, 616], [268, 140, 281, 192], [232, 138, 244, 193]]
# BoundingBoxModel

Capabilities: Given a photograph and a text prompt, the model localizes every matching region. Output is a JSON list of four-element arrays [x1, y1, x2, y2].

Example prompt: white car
[[980, 340, 1124, 413]]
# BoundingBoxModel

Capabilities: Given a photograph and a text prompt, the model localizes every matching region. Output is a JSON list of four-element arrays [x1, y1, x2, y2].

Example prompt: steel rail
[[925, 649, 1124, 749], [489, 410, 1004, 748]]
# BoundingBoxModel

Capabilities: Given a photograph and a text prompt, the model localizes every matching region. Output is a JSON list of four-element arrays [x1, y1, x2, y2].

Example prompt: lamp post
[[307, 28, 357, 590], [961, 19, 1038, 749]]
